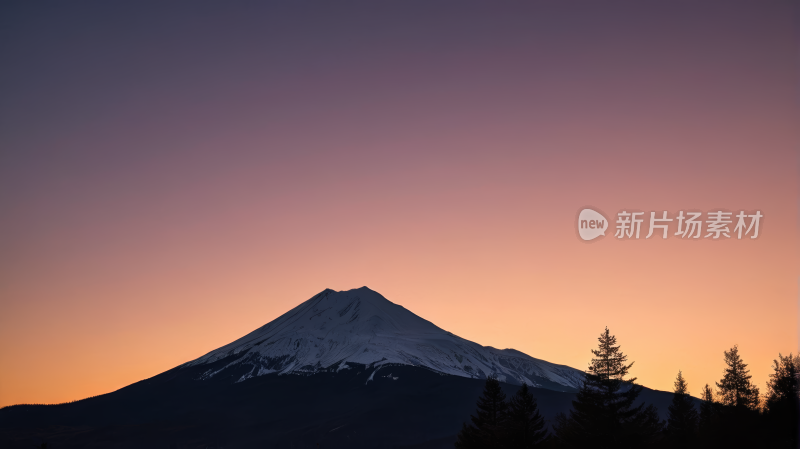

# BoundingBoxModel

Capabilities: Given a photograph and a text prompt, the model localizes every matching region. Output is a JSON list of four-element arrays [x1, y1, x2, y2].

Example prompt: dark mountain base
[[0, 358, 679, 449]]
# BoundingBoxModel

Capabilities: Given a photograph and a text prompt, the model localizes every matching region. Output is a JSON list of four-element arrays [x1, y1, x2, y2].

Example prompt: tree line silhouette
[[456, 328, 799, 448], [1, 394, 103, 410]]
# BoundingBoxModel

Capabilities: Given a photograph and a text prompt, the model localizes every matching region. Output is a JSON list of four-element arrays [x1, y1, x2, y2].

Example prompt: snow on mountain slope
[[185, 287, 585, 391]]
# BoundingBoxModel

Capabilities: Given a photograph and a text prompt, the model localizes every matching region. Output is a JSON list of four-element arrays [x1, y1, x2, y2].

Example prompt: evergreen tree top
[[716, 344, 759, 410], [555, 327, 662, 447], [588, 327, 636, 384], [766, 353, 799, 405], [700, 383, 714, 403], [673, 370, 688, 396], [666, 370, 699, 444]]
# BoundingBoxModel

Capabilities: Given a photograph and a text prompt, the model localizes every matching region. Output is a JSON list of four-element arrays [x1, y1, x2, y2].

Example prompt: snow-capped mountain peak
[[186, 287, 584, 391]]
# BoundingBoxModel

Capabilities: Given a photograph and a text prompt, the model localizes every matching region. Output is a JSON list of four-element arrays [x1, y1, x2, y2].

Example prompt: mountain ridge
[[184, 287, 584, 392], [0, 286, 692, 449]]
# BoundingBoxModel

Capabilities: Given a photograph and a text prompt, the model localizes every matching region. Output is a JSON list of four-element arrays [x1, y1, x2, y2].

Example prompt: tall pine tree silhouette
[[697, 383, 719, 445], [714, 345, 761, 448], [716, 345, 759, 411], [506, 383, 547, 448], [554, 327, 662, 449], [455, 375, 509, 449], [764, 353, 799, 448], [664, 370, 698, 447]]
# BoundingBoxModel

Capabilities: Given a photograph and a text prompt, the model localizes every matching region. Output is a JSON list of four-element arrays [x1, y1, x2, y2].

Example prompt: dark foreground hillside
[[0, 357, 680, 449]]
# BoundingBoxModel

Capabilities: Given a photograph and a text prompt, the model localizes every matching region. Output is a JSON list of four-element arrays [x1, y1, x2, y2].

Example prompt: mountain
[[0, 287, 684, 449], [185, 287, 584, 392]]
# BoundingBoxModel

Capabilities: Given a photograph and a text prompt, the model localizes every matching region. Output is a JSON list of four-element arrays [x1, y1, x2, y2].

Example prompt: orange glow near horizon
[[0, 2, 797, 409]]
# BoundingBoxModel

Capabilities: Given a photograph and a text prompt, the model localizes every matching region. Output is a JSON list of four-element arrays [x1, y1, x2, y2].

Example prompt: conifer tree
[[506, 383, 547, 448], [628, 402, 664, 445], [554, 327, 663, 448], [710, 345, 763, 448], [715, 345, 760, 411], [455, 422, 477, 449], [664, 370, 698, 447], [455, 375, 509, 449], [697, 383, 717, 435], [697, 383, 730, 448], [764, 353, 799, 448]]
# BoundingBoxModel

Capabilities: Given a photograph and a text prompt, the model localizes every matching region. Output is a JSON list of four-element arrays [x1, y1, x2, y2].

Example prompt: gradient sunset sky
[[1, 1, 797, 408]]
